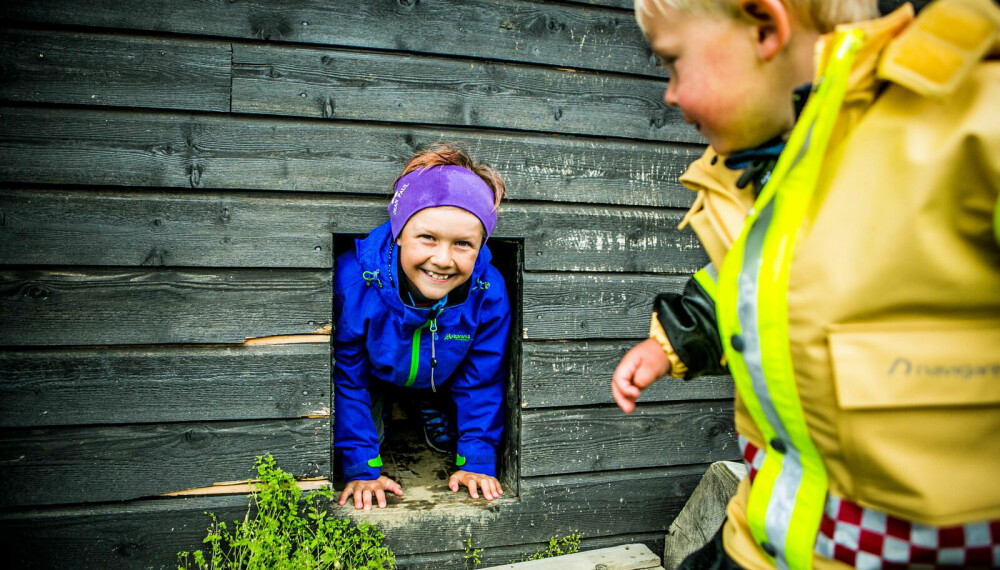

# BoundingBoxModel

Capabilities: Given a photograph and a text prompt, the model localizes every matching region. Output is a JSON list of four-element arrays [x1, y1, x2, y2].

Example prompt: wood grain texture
[[0, 418, 330, 507], [0, 189, 337, 268], [0, 107, 701, 207], [400, 533, 666, 570], [0, 344, 330, 428], [522, 273, 686, 340], [1, 189, 705, 273], [0, 29, 231, 112], [0, 465, 705, 568], [521, 340, 732, 408], [231, 42, 687, 143], [0, 268, 332, 346], [520, 402, 737, 476], [0, 0, 664, 76]]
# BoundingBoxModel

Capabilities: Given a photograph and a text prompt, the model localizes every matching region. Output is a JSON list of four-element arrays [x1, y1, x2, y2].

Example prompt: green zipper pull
[[429, 318, 438, 392]]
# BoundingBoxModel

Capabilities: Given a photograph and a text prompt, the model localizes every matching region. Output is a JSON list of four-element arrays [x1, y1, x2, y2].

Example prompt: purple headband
[[388, 165, 498, 239]]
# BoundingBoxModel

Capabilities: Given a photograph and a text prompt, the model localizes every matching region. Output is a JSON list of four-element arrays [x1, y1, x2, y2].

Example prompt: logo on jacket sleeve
[[444, 333, 471, 342]]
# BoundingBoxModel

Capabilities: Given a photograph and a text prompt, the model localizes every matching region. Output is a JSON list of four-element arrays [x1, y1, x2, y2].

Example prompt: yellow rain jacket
[[657, 1, 1000, 568]]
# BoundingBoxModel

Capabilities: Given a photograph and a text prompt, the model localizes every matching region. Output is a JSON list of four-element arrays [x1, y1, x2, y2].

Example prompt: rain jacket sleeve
[[652, 266, 728, 380], [449, 276, 511, 477], [333, 276, 382, 482]]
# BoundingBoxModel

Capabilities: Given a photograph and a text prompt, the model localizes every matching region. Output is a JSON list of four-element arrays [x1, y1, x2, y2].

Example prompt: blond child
[[611, 0, 1000, 568]]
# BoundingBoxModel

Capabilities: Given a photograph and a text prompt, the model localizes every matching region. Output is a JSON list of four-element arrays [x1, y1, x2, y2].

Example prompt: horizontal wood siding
[[521, 403, 735, 476], [0, 29, 231, 111], [0, 344, 330, 427], [0, 108, 701, 207], [1, 189, 705, 272], [230, 42, 689, 142], [0, 0, 751, 566], [521, 340, 732, 408], [0, 419, 329, 507], [0, 465, 702, 568], [0, 0, 662, 76], [0, 268, 332, 346]]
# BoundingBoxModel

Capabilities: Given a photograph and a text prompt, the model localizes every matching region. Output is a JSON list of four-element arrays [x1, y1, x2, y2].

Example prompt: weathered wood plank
[[481, 543, 662, 570], [232, 43, 687, 143], [520, 402, 737, 476], [0, 418, 330, 507], [663, 461, 746, 570], [556, 0, 634, 10], [0, 0, 663, 77], [0, 189, 336, 268], [0, 465, 704, 568], [511, 204, 705, 273], [0, 107, 701, 207], [0, 268, 332, 346], [0, 29, 231, 112], [400, 533, 667, 570], [523, 273, 686, 340], [522, 341, 732, 408], [1, 189, 705, 273], [0, 344, 330, 428]]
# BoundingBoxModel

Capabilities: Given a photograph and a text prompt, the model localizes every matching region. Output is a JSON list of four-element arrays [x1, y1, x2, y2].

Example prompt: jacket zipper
[[405, 304, 444, 390]]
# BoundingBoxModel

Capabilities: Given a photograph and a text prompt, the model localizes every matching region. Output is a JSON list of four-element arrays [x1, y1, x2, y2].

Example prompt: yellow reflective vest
[[671, 1, 1000, 568]]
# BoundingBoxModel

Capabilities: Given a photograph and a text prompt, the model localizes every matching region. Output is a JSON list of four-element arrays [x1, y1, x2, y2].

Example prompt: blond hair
[[634, 0, 879, 34]]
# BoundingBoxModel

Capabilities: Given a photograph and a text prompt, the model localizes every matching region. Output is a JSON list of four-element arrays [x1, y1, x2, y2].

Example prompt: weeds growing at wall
[[516, 532, 582, 562], [177, 455, 395, 570], [463, 531, 582, 569]]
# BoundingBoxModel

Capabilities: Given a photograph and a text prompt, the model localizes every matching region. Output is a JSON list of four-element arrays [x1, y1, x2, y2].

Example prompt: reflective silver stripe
[[736, 199, 803, 569], [704, 262, 718, 282]]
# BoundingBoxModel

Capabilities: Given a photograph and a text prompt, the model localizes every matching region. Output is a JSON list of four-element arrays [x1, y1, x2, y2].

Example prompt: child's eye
[[455, 240, 471, 248], [418, 234, 435, 241]]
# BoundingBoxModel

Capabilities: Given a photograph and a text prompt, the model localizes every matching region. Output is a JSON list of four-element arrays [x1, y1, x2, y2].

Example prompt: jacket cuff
[[650, 313, 688, 379], [344, 455, 382, 481], [456, 453, 496, 477]]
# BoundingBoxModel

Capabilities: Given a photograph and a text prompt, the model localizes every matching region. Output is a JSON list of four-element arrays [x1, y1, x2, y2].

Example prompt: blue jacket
[[333, 221, 511, 481]]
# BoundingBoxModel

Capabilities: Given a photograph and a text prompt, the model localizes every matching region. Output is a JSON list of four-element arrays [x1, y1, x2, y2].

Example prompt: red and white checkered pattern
[[738, 434, 764, 483], [737, 436, 1000, 568]]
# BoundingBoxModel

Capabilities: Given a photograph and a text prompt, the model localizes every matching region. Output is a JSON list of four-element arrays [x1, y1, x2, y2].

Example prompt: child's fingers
[[375, 489, 387, 508], [362, 489, 373, 510], [338, 485, 352, 506], [387, 480, 404, 496], [611, 379, 637, 414], [467, 478, 480, 499], [448, 473, 460, 492], [353, 487, 364, 510]]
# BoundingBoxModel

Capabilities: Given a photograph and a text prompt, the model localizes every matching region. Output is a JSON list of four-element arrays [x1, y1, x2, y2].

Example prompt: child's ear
[[738, 0, 791, 61]]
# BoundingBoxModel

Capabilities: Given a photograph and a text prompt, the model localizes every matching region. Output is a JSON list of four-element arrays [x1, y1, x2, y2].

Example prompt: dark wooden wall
[[0, 1, 744, 568]]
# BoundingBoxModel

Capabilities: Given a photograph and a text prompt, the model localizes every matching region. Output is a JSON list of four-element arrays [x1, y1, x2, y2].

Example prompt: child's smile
[[396, 206, 484, 301]]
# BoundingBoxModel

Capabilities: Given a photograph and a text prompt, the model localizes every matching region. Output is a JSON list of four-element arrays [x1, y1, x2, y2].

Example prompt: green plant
[[177, 455, 395, 570], [516, 532, 582, 562], [463, 537, 483, 570]]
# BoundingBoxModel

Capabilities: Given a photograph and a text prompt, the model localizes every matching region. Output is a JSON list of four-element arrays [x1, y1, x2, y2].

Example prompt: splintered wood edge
[[161, 478, 332, 497], [243, 333, 331, 346]]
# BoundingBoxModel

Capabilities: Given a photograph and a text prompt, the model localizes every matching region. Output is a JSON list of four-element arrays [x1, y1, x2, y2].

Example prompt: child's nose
[[429, 245, 452, 267], [663, 81, 679, 107]]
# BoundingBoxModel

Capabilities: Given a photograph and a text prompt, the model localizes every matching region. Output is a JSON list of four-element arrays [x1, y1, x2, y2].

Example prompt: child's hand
[[448, 470, 504, 501], [611, 338, 670, 414], [338, 476, 404, 510]]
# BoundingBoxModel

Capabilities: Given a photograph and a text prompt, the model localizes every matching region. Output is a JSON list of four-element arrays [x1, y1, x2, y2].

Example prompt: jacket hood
[[353, 220, 494, 315]]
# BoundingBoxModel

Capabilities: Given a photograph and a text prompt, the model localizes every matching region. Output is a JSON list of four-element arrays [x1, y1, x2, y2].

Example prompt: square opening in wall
[[332, 233, 522, 504]]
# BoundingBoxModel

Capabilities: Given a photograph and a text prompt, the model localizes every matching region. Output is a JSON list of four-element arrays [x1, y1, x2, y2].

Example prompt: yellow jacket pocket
[[828, 320, 1000, 525]]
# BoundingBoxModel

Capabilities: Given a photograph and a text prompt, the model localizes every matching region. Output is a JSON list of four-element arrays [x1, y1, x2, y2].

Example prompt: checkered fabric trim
[[737, 436, 1000, 568], [738, 434, 763, 483]]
